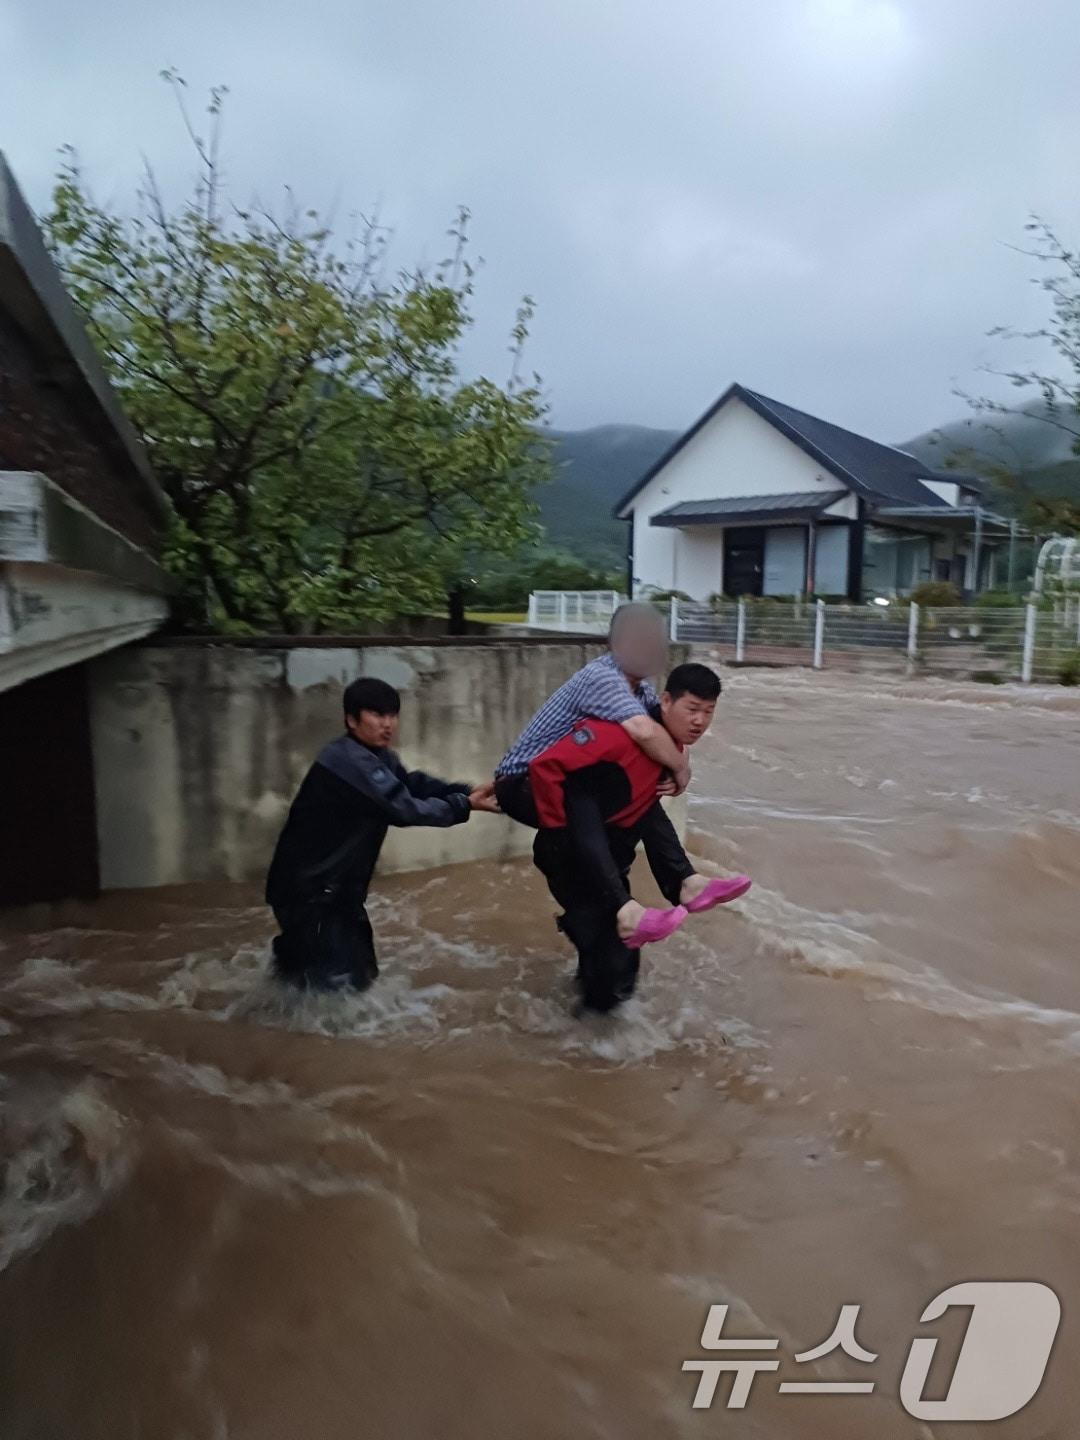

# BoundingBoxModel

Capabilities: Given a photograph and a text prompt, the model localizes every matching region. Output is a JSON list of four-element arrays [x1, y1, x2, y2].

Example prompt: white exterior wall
[[673, 527, 724, 598], [633, 506, 677, 593], [823, 493, 858, 520], [625, 397, 846, 599], [920, 480, 960, 507]]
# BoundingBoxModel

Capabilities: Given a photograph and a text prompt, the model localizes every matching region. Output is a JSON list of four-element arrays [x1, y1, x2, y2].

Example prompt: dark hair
[[664, 663, 721, 702], [343, 677, 401, 719]]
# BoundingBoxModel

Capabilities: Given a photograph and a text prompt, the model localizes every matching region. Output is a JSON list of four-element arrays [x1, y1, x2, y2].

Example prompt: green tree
[[467, 548, 623, 610], [44, 74, 549, 633], [964, 218, 1080, 534]]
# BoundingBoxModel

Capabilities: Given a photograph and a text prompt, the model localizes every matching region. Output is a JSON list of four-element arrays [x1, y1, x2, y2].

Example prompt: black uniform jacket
[[265, 734, 471, 911]]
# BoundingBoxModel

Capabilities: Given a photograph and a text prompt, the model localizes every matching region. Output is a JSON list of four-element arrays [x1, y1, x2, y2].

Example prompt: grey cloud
[[2, 0, 1078, 438]]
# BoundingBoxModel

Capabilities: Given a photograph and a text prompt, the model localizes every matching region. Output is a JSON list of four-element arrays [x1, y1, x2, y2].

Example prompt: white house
[[616, 383, 1014, 603]]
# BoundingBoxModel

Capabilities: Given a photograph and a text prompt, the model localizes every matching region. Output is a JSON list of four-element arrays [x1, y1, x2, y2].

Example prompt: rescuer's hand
[[468, 783, 501, 813]]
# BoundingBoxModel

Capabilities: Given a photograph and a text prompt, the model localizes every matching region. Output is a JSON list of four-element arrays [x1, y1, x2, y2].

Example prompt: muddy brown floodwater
[[1, 669, 1079, 1439]]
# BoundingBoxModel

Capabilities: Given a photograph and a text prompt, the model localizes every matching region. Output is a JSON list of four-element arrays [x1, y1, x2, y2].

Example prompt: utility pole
[[971, 504, 983, 597]]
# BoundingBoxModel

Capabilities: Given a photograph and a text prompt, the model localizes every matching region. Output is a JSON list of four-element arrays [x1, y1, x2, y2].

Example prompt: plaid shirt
[[496, 652, 660, 777]]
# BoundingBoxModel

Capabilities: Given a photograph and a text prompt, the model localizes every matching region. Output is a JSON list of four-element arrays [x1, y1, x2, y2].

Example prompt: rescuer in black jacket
[[266, 676, 499, 991]]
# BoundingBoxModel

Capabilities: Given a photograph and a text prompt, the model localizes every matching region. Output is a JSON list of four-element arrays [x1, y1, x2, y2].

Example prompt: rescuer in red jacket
[[525, 663, 751, 1012]]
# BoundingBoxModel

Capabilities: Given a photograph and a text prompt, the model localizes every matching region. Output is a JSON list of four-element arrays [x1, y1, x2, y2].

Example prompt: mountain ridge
[[537, 400, 1080, 565]]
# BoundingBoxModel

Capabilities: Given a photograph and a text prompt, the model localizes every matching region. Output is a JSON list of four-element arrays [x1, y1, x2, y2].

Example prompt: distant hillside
[[901, 398, 1080, 519], [902, 399, 1076, 472], [537, 424, 677, 565]]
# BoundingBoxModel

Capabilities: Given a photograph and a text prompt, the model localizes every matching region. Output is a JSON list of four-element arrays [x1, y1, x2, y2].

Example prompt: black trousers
[[495, 772, 696, 1012], [495, 771, 694, 909], [270, 900, 378, 992]]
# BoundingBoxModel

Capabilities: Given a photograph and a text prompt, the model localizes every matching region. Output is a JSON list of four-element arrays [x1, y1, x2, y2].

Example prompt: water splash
[[0, 1077, 132, 1272]]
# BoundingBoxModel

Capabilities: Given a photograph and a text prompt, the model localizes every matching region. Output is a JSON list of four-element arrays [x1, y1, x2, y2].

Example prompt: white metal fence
[[527, 590, 624, 633], [670, 597, 1080, 685], [522, 589, 1080, 684]]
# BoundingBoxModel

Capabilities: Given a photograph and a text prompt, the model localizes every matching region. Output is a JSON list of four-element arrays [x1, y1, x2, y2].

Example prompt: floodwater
[[1, 670, 1079, 1439]]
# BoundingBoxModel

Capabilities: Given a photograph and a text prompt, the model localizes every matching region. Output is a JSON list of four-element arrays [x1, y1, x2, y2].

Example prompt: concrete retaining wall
[[88, 637, 688, 890]]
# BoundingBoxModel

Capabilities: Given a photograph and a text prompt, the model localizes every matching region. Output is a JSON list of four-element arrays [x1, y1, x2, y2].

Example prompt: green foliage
[[463, 610, 526, 624], [964, 218, 1080, 536], [909, 580, 963, 608], [542, 425, 677, 566], [1058, 650, 1080, 686], [642, 587, 693, 604], [43, 75, 549, 633], [974, 587, 1025, 608], [462, 548, 622, 610]]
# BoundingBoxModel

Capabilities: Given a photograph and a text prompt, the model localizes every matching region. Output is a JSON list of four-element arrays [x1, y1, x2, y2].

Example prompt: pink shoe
[[622, 905, 689, 948], [684, 876, 752, 913]]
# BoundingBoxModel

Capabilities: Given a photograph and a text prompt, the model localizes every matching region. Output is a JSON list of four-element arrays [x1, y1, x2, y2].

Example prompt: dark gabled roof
[[651, 490, 846, 527], [614, 382, 984, 517], [0, 152, 168, 520]]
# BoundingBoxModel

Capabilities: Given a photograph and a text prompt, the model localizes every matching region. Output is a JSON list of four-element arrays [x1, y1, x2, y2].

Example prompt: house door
[[723, 528, 765, 597]]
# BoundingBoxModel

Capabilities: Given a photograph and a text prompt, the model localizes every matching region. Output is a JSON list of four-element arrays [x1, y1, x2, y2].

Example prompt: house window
[[814, 525, 850, 596], [863, 531, 931, 595], [762, 527, 807, 596]]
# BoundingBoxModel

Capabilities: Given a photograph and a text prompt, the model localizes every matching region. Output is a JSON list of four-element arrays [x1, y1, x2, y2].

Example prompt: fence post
[[907, 601, 920, 675], [1021, 602, 1037, 683], [1076, 596, 1080, 645], [735, 599, 746, 663], [669, 595, 679, 642], [527, 592, 538, 628], [813, 599, 825, 669], [558, 592, 568, 630]]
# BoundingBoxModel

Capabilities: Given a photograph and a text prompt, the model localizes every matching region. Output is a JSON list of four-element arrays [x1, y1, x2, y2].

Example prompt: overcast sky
[[2, 0, 1078, 440]]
